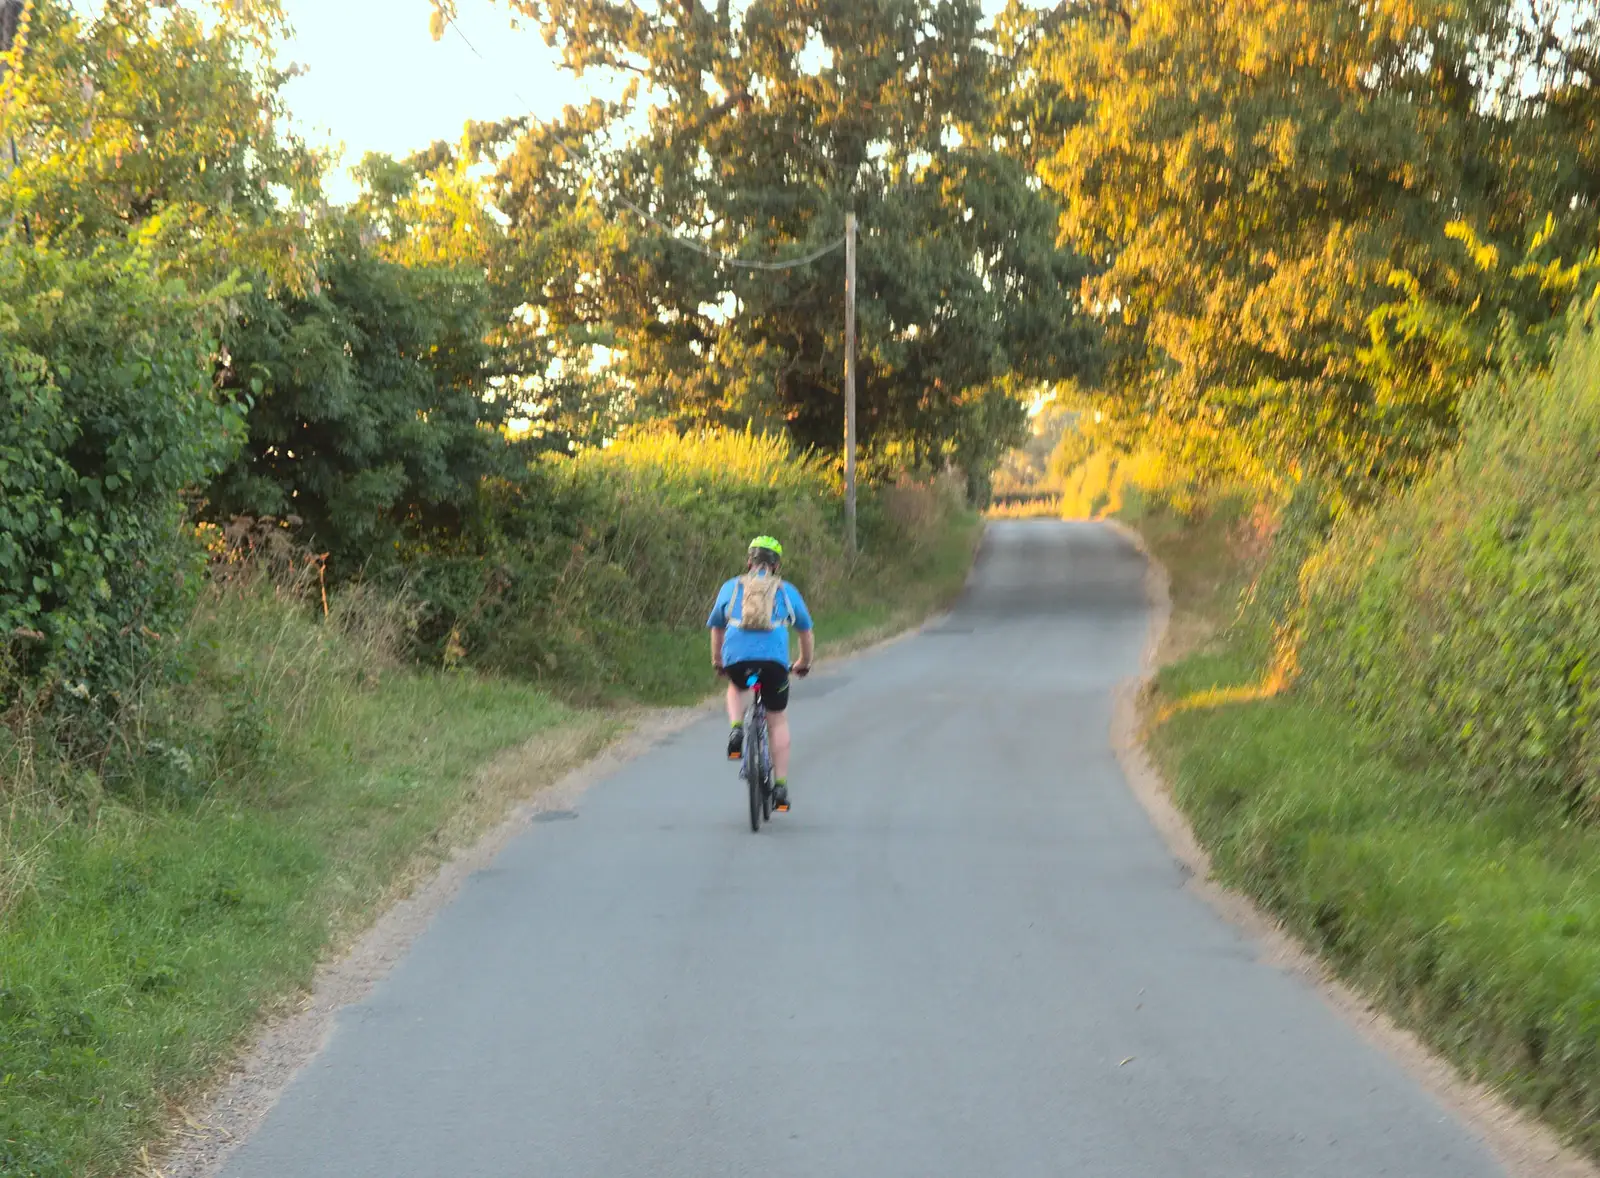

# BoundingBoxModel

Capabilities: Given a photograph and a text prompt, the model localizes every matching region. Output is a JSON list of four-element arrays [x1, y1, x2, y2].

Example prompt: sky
[[278, 0, 1020, 201], [278, 0, 582, 199]]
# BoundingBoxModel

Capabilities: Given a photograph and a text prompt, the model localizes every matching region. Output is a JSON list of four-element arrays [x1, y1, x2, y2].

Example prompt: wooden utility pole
[[844, 211, 858, 553], [1, 0, 24, 187], [0, 1, 20, 56]]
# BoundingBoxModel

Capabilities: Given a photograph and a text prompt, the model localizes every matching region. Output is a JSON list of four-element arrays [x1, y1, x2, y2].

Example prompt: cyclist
[[707, 535, 814, 810]]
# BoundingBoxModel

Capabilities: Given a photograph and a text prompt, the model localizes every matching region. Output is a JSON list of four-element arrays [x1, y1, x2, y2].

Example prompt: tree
[[1024, 0, 1600, 498], [0, 0, 320, 284], [1, 6, 528, 579], [353, 137, 632, 451], [0, 0, 319, 697], [353, 139, 504, 272], [208, 218, 510, 576], [434, 0, 1097, 487]]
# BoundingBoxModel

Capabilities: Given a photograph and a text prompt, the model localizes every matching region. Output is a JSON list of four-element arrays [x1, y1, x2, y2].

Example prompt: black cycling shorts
[[723, 660, 790, 712]]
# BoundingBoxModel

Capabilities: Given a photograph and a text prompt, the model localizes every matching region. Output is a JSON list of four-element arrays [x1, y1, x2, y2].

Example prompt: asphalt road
[[221, 521, 1504, 1178]]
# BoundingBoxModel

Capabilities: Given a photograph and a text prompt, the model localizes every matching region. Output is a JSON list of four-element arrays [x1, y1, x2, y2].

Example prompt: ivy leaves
[[0, 245, 242, 692]]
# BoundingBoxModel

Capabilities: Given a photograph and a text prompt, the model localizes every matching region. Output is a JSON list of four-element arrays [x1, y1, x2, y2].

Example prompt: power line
[[443, 18, 845, 273], [445, 20, 539, 117], [612, 193, 845, 269]]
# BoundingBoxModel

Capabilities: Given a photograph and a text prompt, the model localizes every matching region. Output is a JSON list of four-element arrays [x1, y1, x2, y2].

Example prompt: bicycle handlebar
[[711, 663, 812, 679]]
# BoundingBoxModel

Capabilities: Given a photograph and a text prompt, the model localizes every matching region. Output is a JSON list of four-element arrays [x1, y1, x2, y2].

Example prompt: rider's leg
[[725, 681, 751, 758], [768, 709, 792, 780], [726, 680, 749, 725]]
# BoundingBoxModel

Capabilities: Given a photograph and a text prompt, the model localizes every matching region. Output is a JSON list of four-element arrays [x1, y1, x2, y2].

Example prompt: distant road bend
[[221, 521, 1504, 1178]]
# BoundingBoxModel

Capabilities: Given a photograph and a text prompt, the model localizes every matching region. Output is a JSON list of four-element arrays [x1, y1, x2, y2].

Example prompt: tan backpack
[[731, 570, 789, 631]]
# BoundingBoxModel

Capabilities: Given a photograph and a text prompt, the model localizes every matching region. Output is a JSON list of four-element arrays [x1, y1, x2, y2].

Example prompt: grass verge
[[0, 668, 609, 1178], [1130, 502, 1600, 1162], [0, 512, 981, 1178]]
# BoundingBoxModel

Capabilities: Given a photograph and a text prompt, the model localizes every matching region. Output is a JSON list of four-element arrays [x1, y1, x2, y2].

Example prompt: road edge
[[1101, 518, 1597, 1178]]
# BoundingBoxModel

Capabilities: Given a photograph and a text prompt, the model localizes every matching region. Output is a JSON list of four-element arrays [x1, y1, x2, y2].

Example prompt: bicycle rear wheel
[[760, 709, 774, 819], [744, 704, 763, 832]]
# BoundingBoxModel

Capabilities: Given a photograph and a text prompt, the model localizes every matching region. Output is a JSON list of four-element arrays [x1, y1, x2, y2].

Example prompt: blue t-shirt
[[707, 575, 814, 667]]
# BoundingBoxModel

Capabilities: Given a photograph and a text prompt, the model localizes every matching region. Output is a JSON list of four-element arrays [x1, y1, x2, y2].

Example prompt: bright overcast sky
[[278, 0, 580, 197], [279, 0, 1017, 201]]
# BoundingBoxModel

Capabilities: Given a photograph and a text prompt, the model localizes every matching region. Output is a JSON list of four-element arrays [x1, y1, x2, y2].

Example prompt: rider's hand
[[794, 662, 811, 678], [711, 660, 724, 674]]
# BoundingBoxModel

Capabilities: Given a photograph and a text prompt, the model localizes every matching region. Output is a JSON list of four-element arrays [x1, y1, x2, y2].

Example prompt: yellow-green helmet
[[748, 535, 783, 559]]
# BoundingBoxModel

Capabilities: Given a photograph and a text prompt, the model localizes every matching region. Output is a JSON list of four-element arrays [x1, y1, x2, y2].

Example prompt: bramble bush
[[1296, 315, 1600, 815], [0, 242, 240, 707]]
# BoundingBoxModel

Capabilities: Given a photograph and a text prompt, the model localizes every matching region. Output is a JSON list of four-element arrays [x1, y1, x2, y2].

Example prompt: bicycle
[[738, 670, 774, 832]]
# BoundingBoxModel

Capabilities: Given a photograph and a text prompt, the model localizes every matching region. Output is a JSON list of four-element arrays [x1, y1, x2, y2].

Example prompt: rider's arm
[[707, 582, 732, 670], [788, 585, 816, 672]]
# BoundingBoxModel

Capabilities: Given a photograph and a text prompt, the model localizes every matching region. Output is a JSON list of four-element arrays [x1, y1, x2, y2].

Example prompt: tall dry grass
[[879, 471, 967, 546], [986, 497, 1065, 519], [0, 719, 61, 916], [0, 519, 418, 914], [569, 427, 835, 496]]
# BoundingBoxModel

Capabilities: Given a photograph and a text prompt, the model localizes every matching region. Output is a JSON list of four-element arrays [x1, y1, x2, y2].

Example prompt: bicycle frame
[[743, 672, 771, 778]]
